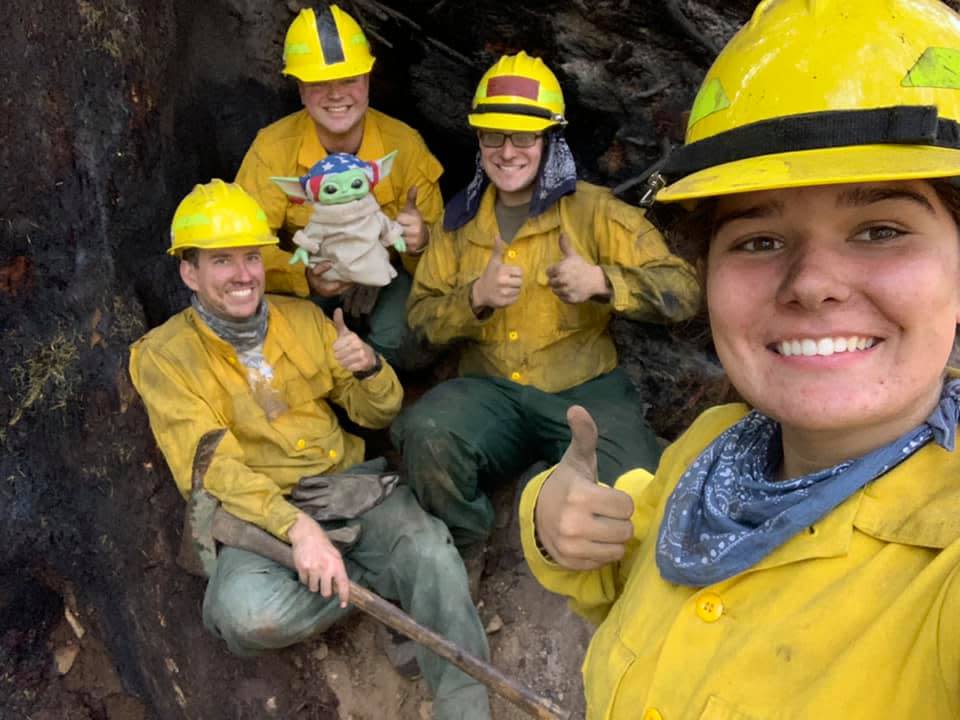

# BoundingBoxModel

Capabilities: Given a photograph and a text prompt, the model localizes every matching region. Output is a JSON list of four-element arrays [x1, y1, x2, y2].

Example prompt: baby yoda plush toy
[[272, 151, 406, 287]]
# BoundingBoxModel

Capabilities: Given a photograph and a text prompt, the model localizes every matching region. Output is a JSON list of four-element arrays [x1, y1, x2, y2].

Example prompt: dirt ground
[[3, 468, 591, 720]]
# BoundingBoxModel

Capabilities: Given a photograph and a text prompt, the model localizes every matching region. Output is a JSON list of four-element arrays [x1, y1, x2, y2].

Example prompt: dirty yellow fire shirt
[[520, 404, 960, 719], [235, 108, 444, 296], [129, 296, 402, 540], [408, 181, 701, 393]]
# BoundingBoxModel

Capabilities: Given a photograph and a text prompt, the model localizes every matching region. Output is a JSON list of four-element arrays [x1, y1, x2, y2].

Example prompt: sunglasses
[[477, 131, 542, 149]]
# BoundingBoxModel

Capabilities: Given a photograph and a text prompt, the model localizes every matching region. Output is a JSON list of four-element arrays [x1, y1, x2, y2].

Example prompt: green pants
[[390, 369, 661, 548], [312, 268, 434, 373], [202, 487, 490, 720]]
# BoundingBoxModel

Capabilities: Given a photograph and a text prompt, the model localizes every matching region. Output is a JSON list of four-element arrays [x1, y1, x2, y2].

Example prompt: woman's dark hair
[[664, 198, 717, 300], [931, 179, 960, 230]]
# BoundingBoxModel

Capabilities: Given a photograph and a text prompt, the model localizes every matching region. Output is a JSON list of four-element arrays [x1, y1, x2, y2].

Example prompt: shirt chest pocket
[[533, 268, 609, 332], [456, 241, 490, 287], [282, 372, 333, 412], [268, 374, 338, 444], [229, 369, 331, 429]]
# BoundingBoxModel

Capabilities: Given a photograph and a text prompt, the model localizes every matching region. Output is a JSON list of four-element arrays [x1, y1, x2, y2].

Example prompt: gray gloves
[[342, 284, 381, 319], [291, 471, 400, 521]]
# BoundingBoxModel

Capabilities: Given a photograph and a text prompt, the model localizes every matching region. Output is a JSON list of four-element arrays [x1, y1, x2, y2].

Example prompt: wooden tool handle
[[210, 509, 570, 720]]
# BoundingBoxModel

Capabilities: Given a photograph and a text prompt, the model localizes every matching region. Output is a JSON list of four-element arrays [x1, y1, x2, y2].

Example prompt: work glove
[[321, 523, 362, 553], [291, 471, 400, 521], [342, 284, 381, 320]]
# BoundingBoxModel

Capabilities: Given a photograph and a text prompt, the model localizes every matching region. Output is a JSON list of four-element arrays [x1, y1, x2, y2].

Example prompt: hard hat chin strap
[[663, 105, 960, 184]]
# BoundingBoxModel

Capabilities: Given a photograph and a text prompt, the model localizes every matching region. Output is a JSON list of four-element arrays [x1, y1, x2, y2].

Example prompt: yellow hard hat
[[468, 51, 566, 133], [656, 0, 960, 204], [169, 180, 277, 256], [282, 5, 375, 83]]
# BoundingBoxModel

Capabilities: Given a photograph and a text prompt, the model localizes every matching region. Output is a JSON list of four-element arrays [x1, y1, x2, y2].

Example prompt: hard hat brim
[[283, 58, 375, 83], [658, 144, 960, 203], [467, 112, 557, 133], [167, 236, 279, 256]]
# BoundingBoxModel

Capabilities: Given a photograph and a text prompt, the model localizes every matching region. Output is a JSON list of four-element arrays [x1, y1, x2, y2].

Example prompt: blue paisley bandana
[[656, 379, 960, 586], [443, 129, 578, 231]]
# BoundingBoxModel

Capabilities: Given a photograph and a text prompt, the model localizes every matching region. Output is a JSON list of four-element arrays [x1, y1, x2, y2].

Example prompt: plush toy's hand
[[289, 247, 312, 267], [546, 234, 611, 304]]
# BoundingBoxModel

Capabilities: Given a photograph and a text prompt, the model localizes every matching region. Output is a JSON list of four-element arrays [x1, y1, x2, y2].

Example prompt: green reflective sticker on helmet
[[349, 33, 367, 47], [256, 210, 267, 221], [688, 78, 730, 128], [902, 47, 960, 89], [539, 89, 563, 105], [285, 42, 311, 57], [173, 213, 210, 230]]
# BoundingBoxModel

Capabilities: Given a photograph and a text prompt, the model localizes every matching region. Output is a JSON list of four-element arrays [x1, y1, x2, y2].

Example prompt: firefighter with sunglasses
[[391, 52, 700, 555]]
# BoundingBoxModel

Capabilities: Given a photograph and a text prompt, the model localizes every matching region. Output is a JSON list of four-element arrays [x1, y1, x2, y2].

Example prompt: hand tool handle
[[210, 509, 570, 720]]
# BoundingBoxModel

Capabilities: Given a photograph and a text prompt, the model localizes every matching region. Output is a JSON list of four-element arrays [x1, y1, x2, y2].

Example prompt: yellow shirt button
[[228, 357, 237, 364], [328, 449, 337, 460], [643, 709, 664, 720], [506, 249, 517, 259], [510, 371, 521, 381], [296, 438, 306, 450], [508, 330, 519, 341], [695, 592, 724, 623]]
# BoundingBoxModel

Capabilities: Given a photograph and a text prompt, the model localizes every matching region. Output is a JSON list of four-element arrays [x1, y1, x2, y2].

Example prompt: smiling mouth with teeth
[[776, 336, 879, 357]]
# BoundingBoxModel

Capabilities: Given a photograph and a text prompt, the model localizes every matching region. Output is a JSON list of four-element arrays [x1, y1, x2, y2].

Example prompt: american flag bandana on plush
[[300, 153, 375, 201]]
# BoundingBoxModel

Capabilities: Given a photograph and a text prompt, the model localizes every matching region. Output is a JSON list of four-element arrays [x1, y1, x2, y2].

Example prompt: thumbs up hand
[[470, 234, 524, 312], [534, 406, 635, 570], [546, 233, 611, 304], [396, 186, 428, 254], [331, 308, 377, 374]]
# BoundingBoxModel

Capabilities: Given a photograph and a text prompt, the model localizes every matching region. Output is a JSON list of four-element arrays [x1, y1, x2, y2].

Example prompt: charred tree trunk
[[10, 0, 938, 717]]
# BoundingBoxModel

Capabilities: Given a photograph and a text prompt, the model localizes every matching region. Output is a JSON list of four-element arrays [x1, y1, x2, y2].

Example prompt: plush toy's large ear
[[367, 150, 398, 188], [271, 176, 310, 204]]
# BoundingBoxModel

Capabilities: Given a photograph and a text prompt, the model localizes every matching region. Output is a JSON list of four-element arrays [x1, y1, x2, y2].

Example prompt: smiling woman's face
[[706, 181, 960, 469]]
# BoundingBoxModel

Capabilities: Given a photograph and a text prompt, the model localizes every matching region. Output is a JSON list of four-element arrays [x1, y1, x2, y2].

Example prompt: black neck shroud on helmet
[[663, 105, 960, 183]]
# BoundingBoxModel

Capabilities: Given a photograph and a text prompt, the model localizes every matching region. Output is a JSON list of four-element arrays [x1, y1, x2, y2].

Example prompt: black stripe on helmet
[[471, 103, 558, 121], [316, 5, 345, 65], [662, 106, 960, 183]]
